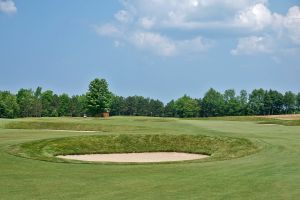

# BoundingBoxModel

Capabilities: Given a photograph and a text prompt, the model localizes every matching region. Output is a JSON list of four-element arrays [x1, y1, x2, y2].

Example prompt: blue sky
[[0, 0, 300, 102]]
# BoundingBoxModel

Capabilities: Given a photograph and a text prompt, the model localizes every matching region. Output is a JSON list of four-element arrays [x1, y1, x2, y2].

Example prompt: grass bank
[[8, 134, 258, 164]]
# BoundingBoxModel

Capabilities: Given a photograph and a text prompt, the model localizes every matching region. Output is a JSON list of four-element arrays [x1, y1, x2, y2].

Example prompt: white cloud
[[283, 6, 300, 44], [231, 36, 273, 55], [176, 36, 212, 53], [130, 31, 212, 56], [235, 3, 272, 30], [0, 0, 17, 14], [138, 17, 156, 29], [235, 3, 300, 42], [114, 10, 132, 23], [235, 4, 300, 43], [269, 6, 300, 45], [94, 0, 300, 56], [130, 32, 176, 56], [232, 5, 300, 55], [94, 27, 212, 56], [93, 24, 121, 36], [121, 0, 268, 29]]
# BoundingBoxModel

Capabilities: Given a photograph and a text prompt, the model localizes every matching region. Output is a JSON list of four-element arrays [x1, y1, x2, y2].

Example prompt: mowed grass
[[0, 116, 300, 199]]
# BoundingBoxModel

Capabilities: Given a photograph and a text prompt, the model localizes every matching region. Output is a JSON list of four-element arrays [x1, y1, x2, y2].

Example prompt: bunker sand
[[57, 152, 209, 163]]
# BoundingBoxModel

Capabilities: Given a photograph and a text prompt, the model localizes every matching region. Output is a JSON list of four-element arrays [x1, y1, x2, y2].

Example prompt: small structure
[[102, 112, 109, 118]]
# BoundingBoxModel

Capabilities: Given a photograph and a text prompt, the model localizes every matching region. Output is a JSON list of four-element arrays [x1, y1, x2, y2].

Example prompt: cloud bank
[[94, 0, 300, 56]]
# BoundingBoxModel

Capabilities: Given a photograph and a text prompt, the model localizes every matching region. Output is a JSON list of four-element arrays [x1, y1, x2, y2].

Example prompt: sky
[[0, 0, 300, 103]]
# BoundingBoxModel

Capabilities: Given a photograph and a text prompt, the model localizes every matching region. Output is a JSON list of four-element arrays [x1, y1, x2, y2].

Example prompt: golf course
[[1, 0, 300, 199], [0, 116, 299, 199]]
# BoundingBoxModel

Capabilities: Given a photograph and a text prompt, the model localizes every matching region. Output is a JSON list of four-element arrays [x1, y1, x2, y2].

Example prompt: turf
[[0, 116, 300, 199]]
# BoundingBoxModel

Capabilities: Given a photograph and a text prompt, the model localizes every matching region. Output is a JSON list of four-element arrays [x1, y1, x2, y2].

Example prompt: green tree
[[296, 93, 300, 112], [86, 78, 112, 116], [110, 95, 126, 116], [174, 95, 200, 118], [58, 93, 71, 116], [32, 87, 43, 117], [16, 89, 35, 117], [201, 88, 224, 117], [124, 96, 138, 116], [264, 90, 283, 115], [164, 100, 176, 117], [0, 91, 19, 118], [248, 89, 265, 115], [223, 89, 240, 116], [41, 90, 57, 117], [149, 99, 164, 117], [237, 90, 248, 115], [135, 96, 149, 116], [69, 95, 87, 117], [123, 96, 149, 116], [283, 91, 296, 114], [263, 90, 272, 115]]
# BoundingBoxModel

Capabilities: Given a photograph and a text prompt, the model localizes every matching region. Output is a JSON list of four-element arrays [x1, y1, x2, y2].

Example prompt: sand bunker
[[49, 130, 97, 133], [57, 152, 209, 163]]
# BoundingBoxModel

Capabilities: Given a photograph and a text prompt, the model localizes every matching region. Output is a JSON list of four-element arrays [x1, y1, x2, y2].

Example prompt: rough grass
[[2, 120, 149, 132], [8, 134, 258, 164]]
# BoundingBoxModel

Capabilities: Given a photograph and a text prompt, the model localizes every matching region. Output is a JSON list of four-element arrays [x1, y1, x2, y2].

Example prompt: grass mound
[[8, 134, 258, 164]]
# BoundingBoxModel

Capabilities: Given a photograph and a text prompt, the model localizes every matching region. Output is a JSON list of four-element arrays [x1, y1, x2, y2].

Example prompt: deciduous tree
[[86, 78, 112, 116], [174, 95, 200, 118], [0, 91, 19, 118], [201, 88, 224, 117], [283, 91, 296, 114]]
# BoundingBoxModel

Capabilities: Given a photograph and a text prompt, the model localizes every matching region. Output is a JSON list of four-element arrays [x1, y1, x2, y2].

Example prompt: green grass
[[0, 116, 300, 199]]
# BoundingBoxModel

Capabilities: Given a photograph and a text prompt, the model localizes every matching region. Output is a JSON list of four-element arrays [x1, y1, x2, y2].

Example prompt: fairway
[[0, 117, 300, 200]]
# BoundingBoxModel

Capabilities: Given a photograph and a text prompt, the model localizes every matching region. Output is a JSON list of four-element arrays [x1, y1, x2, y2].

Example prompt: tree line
[[1, 78, 300, 118]]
